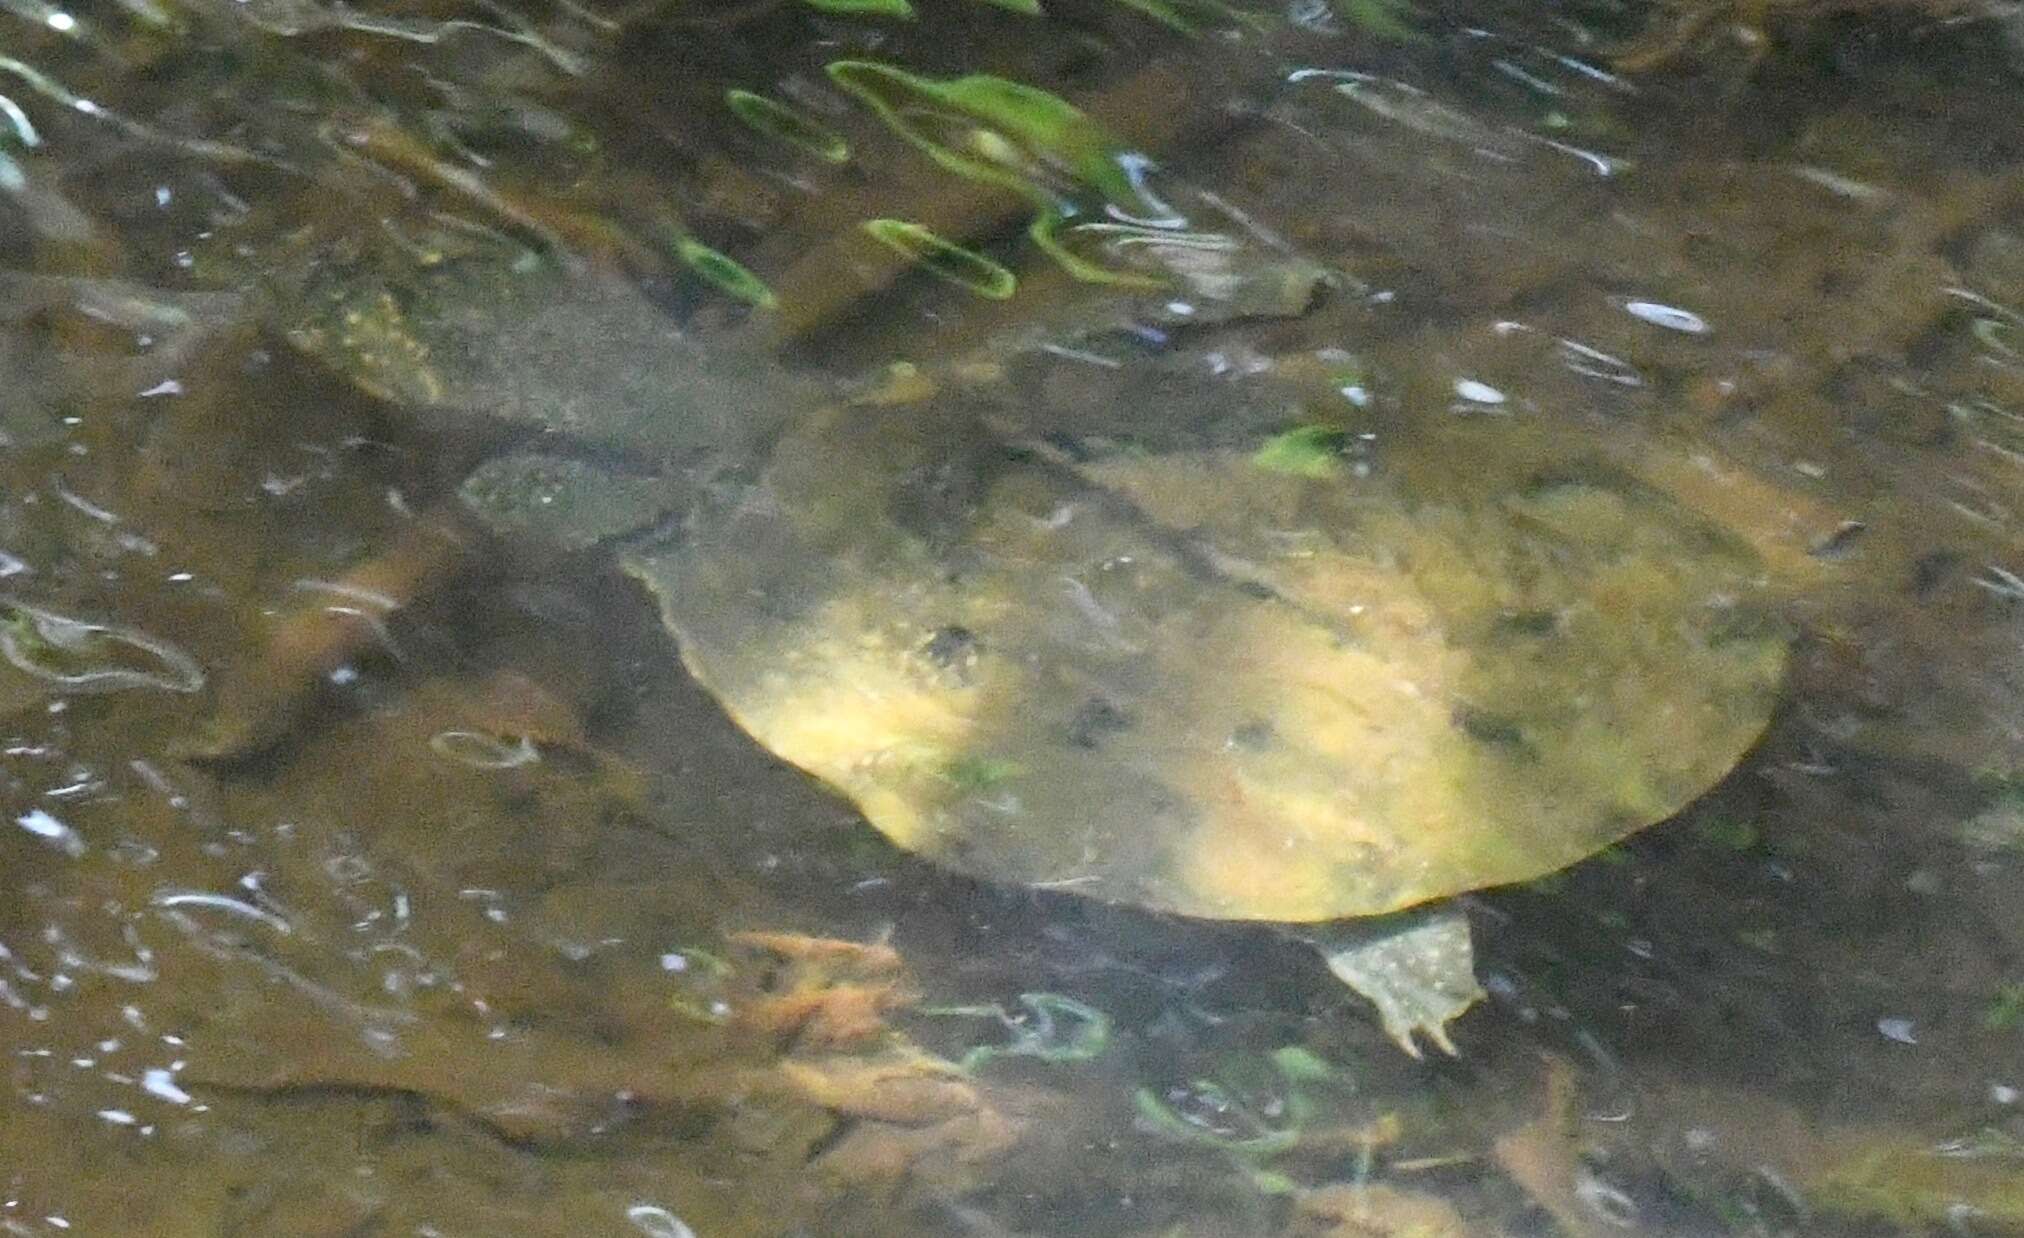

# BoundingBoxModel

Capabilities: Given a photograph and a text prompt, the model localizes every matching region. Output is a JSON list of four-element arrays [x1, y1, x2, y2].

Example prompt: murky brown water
[[4, 0, 2024, 1233]]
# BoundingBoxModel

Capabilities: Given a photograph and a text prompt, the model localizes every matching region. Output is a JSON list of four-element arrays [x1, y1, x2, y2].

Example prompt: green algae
[[1252, 425, 1348, 478]]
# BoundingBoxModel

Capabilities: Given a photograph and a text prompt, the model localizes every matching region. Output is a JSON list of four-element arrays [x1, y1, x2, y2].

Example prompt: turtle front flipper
[[1297, 906, 1485, 1058]]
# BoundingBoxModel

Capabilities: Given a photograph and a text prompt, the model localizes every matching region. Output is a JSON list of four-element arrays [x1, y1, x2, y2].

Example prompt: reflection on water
[[3, 0, 2024, 1232]]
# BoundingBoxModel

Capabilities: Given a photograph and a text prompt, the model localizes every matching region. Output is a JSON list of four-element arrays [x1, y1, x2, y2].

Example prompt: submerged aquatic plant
[[828, 61, 1173, 287], [673, 235, 778, 308], [725, 89, 851, 163], [863, 220, 1018, 300], [1985, 983, 2024, 1031], [1109, 0, 1268, 33], [1331, 0, 1422, 39], [1132, 1045, 1346, 1194], [921, 991, 1111, 1069], [803, 0, 917, 14], [937, 751, 1028, 790], [1961, 784, 2024, 853], [1252, 424, 1350, 478]]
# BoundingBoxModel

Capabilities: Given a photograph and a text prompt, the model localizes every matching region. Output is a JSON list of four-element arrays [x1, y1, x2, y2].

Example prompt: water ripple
[[149, 889, 294, 936], [0, 598, 204, 694], [627, 1204, 697, 1238]]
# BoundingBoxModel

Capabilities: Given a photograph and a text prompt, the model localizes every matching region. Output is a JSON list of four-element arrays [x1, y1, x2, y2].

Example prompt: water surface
[[3, 0, 2024, 1233]]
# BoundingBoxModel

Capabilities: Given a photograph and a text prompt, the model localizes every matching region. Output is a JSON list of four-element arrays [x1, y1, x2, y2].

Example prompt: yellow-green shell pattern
[[626, 400, 1786, 923]]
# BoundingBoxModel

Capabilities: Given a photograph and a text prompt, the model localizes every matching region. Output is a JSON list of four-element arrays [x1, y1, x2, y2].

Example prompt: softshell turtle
[[280, 237, 1785, 1056], [614, 393, 1787, 1056]]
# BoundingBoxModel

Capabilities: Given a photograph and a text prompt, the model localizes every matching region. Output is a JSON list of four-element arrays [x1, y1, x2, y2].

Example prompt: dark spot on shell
[[1453, 706, 1532, 755], [1068, 696, 1132, 749], [1227, 719, 1277, 752], [922, 625, 978, 667], [1704, 606, 1785, 648], [1493, 609, 1560, 637]]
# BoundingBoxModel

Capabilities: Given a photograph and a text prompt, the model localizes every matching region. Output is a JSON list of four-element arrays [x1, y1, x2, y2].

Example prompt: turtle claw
[[1304, 906, 1485, 1059], [1366, 986, 1470, 1060]]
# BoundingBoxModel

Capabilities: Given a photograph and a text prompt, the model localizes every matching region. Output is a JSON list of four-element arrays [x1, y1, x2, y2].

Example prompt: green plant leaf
[[804, 0, 914, 16], [828, 61, 1167, 228], [675, 236, 778, 309], [725, 89, 850, 163], [864, 219, 1018, 299], [1336, 0, 1423, 41]]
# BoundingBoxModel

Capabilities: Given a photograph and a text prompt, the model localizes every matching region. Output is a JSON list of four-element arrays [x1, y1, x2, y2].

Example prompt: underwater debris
[[770, 1048, 981, 1124], [1286, 1183, 1469, 1238], [1614, 0, 1993, 75], [1490, 1056, 1619, 1238], [177, 504, 476, 760], [806, 1086, 1027, 1200], [724, 931, 916, 1049]]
